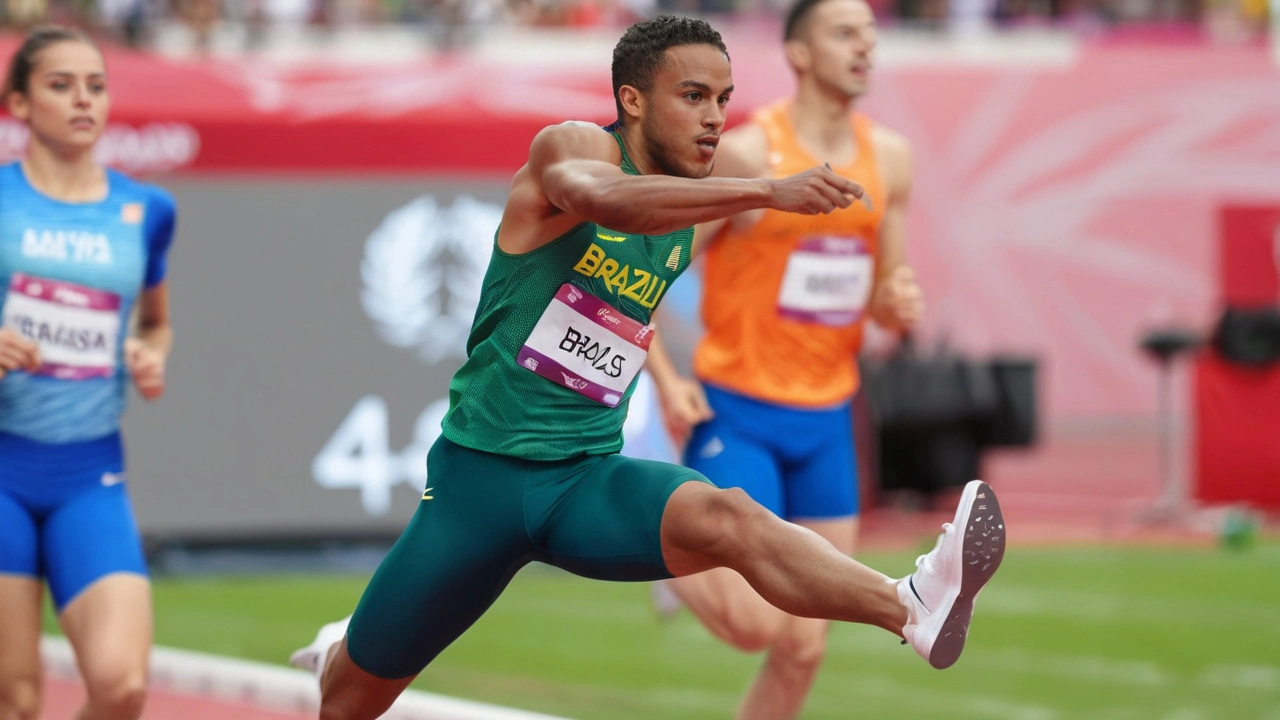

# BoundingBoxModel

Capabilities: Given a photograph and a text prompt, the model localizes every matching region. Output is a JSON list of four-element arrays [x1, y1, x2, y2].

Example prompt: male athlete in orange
[[646, 1, 924, 718]]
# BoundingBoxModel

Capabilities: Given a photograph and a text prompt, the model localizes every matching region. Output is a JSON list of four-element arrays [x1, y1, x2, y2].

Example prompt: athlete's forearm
[[869, 305, 907, 333], [644, 328, 685, 393], [584, 175, 772, 236]]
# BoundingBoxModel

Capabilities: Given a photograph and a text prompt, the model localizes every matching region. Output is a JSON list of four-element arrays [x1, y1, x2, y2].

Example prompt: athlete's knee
[[768, 621, 828, 678], [0, 675, 42, 720], [665, 485, 778, 575], [698, 487, 773, 543], [718, 604, 784, 653], [83, 670, 147, 720]]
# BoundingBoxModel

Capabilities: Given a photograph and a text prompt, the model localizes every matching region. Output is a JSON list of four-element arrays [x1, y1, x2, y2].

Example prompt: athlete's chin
[[681, 157, 715, 180], [43, 132, 100, 152], [844, 81, 869, 100]]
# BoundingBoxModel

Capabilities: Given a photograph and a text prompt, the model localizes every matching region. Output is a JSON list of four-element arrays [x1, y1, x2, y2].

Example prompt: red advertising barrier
[[1194, 204, 1280, 510], [1195, 350, 1280, 511]]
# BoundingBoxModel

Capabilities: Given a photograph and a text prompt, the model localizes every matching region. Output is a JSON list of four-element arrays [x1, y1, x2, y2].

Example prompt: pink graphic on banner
[[10, 273, 121, 311]]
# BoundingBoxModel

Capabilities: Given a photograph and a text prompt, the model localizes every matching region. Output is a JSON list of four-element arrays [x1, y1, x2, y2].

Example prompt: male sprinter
[[293, 16, 1002, 720]]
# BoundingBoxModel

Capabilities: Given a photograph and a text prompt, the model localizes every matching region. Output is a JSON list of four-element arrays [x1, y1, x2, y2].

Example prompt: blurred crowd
[[0, 0, 1272, 54]]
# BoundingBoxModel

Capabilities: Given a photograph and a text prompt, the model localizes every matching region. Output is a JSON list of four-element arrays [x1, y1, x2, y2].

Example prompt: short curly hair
[[611, 15, 729, 125]]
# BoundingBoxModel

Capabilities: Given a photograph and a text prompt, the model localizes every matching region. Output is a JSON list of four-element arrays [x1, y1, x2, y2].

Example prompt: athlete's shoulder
[[529, 120, 622, 166], [109, 172, 177, 235], [714, 120, 770, 179], [0, 160, 24, 191], [108, 170, 176, 209], [867, 121, 912, 167], [863, 120, 913, 199], [723, 118, 769, 153]]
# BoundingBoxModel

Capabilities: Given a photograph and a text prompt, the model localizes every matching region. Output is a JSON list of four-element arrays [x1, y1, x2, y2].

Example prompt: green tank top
[[441, 131, 694, 461]]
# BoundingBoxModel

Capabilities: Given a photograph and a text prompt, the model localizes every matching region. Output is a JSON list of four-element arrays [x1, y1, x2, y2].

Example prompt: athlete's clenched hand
[[766, 166, 865, 216], [0, 328, 40, 380]]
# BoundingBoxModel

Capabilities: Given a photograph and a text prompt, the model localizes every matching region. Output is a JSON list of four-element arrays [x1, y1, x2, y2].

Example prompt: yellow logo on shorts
[[421, 487, 434, 500]]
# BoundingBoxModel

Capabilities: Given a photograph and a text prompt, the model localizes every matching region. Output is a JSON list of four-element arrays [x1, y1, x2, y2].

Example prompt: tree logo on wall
[[360, 195, 501, 365], [312, 195, 502, 516]]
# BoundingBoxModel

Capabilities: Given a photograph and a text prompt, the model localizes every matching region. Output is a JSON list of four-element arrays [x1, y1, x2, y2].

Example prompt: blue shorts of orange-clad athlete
[[683, 384, 859, 521]]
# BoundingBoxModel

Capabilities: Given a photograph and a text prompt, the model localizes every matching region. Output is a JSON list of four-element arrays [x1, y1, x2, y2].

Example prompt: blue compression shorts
[[683, 384, 859, 521], [0, 431, 148, 610]]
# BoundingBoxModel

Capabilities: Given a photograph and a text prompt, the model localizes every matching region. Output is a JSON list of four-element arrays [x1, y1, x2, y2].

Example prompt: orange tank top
[[693, 101, 885, 408]]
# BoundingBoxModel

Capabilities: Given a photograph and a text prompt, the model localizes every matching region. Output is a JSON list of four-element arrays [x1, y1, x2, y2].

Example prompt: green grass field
[[45, 543, 1280, 720]]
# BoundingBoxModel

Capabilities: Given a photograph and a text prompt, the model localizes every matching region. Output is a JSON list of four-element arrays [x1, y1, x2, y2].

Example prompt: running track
[[41, 428, 1257, 720], [44, 678, 312, 720]]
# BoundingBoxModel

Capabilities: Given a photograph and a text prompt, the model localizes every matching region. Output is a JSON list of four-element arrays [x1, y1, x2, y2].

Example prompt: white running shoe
[[289, 616, 351, 677], [651, 579, 683, 621], [898, 480, 1005, 670]]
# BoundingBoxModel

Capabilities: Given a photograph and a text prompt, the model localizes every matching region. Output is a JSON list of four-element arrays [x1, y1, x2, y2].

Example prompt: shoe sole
[[927, 480, 1006, 670]]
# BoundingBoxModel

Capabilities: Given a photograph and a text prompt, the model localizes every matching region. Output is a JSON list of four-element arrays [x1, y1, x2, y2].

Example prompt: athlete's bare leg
[[0, 577, 43, 720], [738, 518, 855, 720], [316, 638, 416, 720], [59, 574, 151, 720], [660, 483, 902, 634], [670, 517, 858, 720]]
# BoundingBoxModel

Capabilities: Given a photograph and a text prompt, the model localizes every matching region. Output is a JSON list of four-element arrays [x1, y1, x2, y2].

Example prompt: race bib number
[[2, 272, 121, 380], [517, 284, 652, 407], [777, 236, 873, 327]]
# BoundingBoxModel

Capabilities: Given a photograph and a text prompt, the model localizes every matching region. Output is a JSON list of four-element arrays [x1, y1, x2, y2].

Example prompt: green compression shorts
[[345, 436, 713, 680]]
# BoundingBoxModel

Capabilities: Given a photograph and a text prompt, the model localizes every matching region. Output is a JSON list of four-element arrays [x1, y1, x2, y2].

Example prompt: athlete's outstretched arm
[[533, 123, 862, 237]]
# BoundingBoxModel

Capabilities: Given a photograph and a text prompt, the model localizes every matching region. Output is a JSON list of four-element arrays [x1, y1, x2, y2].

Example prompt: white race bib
[[2, 272, 121, 380], [517, 284, 652, 407], [777, 236, 873, 327]]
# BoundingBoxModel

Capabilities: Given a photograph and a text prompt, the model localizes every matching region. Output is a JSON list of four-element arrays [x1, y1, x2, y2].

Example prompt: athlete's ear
[[783, 39, 810, 74], [6, 91, 30, 122], [617, 85, 644, 124]]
